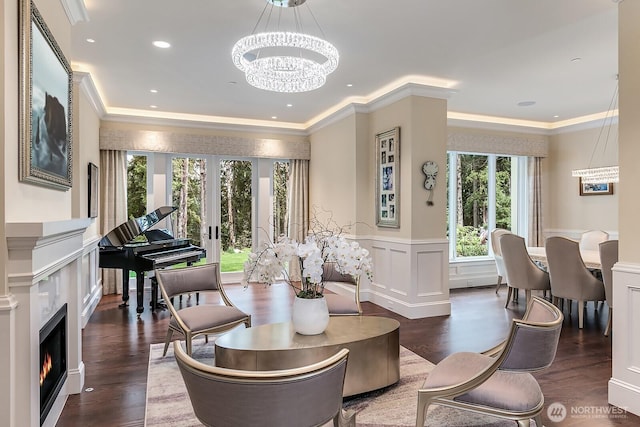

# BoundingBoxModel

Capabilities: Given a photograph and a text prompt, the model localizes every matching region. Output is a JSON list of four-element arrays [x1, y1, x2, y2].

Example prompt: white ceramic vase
[[291, 295, 330, 335]]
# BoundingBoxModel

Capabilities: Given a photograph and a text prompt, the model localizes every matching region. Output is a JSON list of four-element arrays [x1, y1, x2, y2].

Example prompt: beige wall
[[407, 96, 448, 239], [4, 0, 74, 222], [309, 114, 359, 229], [75, 83, 101, 238], [619, 0, 640, 262], [547, 126, 618, 233], [1, 0, 101, 288], [310, 96, 448, 240]]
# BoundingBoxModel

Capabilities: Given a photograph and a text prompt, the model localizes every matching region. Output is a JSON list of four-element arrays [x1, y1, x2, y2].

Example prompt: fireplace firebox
[[39, 304, 67, 426]]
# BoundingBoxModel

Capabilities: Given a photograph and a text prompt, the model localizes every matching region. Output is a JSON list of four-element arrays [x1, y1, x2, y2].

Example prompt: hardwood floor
[[57, 283, 639, 426]]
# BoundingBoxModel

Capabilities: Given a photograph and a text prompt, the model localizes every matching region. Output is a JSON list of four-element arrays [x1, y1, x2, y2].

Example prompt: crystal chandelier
[[572, 80, 619, 184], [231, 0, 339, 93]]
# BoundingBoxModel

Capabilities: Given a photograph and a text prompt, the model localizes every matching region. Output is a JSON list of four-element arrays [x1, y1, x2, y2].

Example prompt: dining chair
[[500, 234, 551, 308], [156, 263, 251, 356], [174, 342, 356, 427], [490, 228, 511, 295], [545, 236, 606, 329], [415, 296, 563, 427], [599, 240, 618, 336], [323, 262, 362, 315], [579, 230, 609, 251]]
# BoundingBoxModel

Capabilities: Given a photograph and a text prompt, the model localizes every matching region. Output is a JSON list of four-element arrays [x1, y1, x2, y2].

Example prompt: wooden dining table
[[527, 246, 602, 270]]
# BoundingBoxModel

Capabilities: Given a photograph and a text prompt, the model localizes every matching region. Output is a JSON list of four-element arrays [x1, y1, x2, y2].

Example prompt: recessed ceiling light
[[150, 105, 158, 109], [346, 84, 353, 87], [150, 89, 158, 93], [86, 38, 95, 43], [553, 115, 560, 118], [271, 116, 277, 119], [517, 101, 536, 107], [286, 104, 293, 108], [152, 40, 171, 49]]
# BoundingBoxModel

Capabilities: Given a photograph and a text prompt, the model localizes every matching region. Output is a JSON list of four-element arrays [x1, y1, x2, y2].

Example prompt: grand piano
[[99, 206, 206, 315]]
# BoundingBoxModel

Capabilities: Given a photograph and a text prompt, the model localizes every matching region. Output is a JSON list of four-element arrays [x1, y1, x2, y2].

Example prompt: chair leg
[[516, 419, 531, 427], [334, 409, 356, 427], [578, 300, 585, 329], [604, 308, 613, 336], [505, 286, 513, 308], [495, 275, 503, 294], [533, 413, 544, 427], [415, 394, 430, 427], [186, 332, 193, 356], [525, 289, 531, 304], [162, 329, 174, 357]]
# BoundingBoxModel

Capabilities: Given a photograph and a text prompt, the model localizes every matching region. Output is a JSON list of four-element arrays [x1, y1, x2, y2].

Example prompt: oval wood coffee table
[[214, 315, 400, 397]]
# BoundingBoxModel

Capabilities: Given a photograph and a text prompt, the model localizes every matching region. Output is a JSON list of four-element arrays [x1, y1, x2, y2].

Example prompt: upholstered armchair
[[579, 230, 609, 251], [323, 262, 362, 315], [174, 342, 356, 427], [156, 263, 251, 356], [599, 240, 618, 336], [415, 296, 563, 427], [545, 236, 606, 329], [500, 234, 551, 308], [490, 228, 511, 295]]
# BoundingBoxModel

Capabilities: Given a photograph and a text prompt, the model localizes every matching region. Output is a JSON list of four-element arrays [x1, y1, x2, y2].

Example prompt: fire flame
[[40, 352, 53, 386]]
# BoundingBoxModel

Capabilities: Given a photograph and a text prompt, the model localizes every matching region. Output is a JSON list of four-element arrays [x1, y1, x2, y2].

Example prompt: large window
[[447, 152, 527, 260]]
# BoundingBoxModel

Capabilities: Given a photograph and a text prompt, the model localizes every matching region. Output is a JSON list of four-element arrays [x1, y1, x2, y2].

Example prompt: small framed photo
[[19, 0, 73, 190], [579, 179, 613, 196], [376, 127, 400, 228], [88, 163, 99, 218]]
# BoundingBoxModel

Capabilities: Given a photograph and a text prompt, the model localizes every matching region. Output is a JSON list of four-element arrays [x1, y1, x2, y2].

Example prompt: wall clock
[[422, 161, 438, 206]]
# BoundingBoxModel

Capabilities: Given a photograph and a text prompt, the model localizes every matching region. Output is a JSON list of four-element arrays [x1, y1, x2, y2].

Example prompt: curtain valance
[[447, 131, 549, 157], [100, 128, 311, 160]]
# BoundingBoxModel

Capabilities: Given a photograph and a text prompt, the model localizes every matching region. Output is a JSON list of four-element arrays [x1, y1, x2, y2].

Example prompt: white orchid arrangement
[[242, 220, 373, 299]]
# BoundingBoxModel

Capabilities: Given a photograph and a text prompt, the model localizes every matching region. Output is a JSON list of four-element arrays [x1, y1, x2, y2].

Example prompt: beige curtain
[[287, 159, 309, 281], [287, 159, 309, 241], [528, 157, 544, 246], [100, 150, 128, 295]]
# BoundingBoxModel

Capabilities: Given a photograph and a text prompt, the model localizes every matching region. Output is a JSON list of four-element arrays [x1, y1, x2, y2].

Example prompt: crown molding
[[60, 0, 89, 25], [73, 72, 106, 118]]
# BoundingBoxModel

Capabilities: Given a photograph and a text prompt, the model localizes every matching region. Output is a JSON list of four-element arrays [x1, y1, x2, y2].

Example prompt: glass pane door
[[219, 159, 253, 273], [171, 156, 208, 264]]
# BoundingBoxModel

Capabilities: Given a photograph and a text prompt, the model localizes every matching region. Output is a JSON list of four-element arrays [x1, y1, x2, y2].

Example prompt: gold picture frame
[[375, 127, 400, 228], [19, 0, 73, 190]]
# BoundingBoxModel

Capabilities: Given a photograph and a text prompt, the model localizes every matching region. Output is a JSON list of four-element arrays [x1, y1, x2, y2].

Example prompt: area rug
[[145, 340, 522, 426]]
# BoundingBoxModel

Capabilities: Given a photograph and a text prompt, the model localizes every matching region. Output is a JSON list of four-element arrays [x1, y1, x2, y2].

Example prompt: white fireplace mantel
[[2, 218, 91, 427]]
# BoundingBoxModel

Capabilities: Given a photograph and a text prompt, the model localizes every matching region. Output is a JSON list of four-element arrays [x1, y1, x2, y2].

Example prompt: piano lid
[[100, 206, 177, 247]]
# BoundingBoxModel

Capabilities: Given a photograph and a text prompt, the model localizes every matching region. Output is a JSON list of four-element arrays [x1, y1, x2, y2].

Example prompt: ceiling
[[70, 0, 620, 131]]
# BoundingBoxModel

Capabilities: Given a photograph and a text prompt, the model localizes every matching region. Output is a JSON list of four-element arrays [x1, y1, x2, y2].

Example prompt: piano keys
[[99, 206, 206, 315]]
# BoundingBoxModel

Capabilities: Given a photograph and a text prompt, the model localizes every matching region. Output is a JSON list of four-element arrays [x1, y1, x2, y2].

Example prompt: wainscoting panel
[[609, 262, 640, 417], [357, 237, 450, 319], [416, 248, 445, 297], [81, 236, 102, 329]]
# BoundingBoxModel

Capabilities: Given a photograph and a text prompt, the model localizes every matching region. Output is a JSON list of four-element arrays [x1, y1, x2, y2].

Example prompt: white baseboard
[[608, 378, 640, 417]]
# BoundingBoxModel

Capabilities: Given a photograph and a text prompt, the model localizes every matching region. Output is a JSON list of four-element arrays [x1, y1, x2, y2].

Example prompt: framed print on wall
[[376, 127, 400, 228], [19, 0, 73, 190], [579, 178, 613, 196], [88, 163, 99, 218]]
